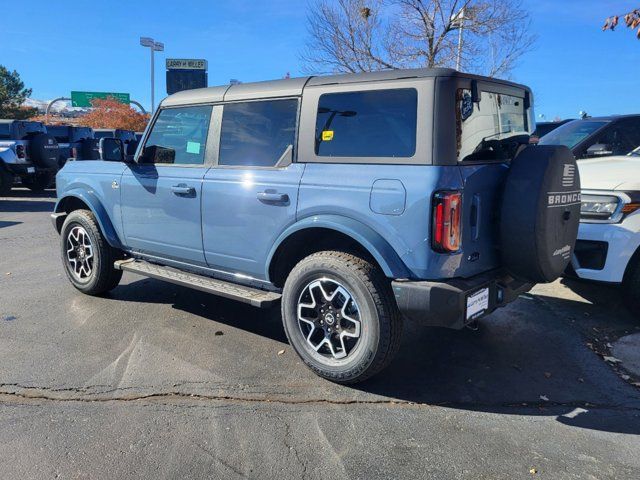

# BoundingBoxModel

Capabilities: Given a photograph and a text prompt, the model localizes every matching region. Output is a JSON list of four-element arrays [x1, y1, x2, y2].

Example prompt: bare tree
[[301, 0, 536, 77], [603, 9, 640, 38]]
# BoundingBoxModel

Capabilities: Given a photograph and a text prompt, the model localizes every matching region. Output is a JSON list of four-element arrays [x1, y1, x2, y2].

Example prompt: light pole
[[140, 37, 164, 113], [450, 8, 465, 71]]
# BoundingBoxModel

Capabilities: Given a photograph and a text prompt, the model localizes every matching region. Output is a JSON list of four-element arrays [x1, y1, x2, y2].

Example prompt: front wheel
[[281, 251, 402, 384], [60, 210, 123, 295]]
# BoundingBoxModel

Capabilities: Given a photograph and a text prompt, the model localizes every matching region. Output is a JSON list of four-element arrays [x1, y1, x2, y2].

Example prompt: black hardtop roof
[[161, 68, 530, 107]]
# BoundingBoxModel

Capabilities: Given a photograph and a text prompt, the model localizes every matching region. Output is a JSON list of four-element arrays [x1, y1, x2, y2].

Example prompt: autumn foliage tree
[[77, 97, 149, 131], [603, 9, 640, 38]]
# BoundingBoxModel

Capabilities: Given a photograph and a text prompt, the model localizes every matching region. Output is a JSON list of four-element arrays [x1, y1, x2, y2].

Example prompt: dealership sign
[[166, 58, 208, 70], [166, 58, 208, 95], [71, 91, 130, 108]]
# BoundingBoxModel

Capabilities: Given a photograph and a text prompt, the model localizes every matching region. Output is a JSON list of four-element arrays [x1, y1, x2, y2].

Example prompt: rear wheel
[[60, 210, 123, 295], [281, 251, 402, 384], [0, 168, 12, 196]]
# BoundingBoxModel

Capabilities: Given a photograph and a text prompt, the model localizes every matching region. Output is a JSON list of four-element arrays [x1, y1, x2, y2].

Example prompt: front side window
[[142, 105, 212, 165], [315, 89, 417, 158], [587, 119, 640, 156], [219, 99, 298, 167], [457, 90, 528, 162]]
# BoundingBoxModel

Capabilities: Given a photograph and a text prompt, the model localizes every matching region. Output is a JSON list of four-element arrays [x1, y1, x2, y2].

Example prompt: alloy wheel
[[65, 225, 94, 280], [297, 278, 362, 360]]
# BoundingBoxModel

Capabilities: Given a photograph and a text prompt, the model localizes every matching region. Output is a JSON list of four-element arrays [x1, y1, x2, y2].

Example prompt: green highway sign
[[71, 91, 130, 108]]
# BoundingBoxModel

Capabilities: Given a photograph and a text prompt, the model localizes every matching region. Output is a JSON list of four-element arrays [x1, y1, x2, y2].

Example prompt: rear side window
[[457, 90, 528, 162], [315, 89, 417, 158], [219, 99, 298, 167], [143, 105, 212, 165]]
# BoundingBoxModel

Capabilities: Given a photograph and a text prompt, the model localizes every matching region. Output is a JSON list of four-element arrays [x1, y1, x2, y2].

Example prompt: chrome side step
[[114, 259, 281, 308]]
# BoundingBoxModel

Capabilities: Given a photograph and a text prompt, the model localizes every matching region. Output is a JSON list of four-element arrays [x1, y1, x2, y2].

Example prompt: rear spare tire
[[500, 145, 581, 283], [28, 133, 59, 169]]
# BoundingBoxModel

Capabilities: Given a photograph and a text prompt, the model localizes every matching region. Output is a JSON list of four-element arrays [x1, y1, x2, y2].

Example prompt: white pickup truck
[[572, 147, 640, 313]]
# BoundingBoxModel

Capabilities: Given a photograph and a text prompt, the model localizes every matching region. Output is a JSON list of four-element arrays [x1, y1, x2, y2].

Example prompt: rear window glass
[[315, 89, 417, 158], [538, 120, 608, 149], [457, 90, 528, 162]]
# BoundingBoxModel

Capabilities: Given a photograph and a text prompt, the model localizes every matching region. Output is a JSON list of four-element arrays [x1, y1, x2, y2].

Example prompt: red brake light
[[432, 191, 462, 252]]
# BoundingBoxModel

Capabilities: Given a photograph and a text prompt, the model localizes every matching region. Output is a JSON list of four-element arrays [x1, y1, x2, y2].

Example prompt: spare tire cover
[[500, 145, 581, 283], [29, 133, 59, 169]]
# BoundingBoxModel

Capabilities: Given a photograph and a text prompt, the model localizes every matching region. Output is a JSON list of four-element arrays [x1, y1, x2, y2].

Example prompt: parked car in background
[[0, 119, 59, 195], [46, 125, 94, 168], [92, 128, 139, 159], [52, 68, 581, 383], [529, 119, 573, 144], [571, 147, 640, 313], [539, 115, 640, 159]]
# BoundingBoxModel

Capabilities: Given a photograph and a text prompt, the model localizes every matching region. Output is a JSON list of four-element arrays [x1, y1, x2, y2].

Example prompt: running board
[[114, 259, 281, 308]]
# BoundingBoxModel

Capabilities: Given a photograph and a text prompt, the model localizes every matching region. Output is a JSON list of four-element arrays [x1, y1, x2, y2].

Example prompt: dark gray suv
[[0, 120, 59, 194]]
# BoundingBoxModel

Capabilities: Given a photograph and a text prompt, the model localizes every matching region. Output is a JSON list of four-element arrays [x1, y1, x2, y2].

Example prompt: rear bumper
[[392, 270, 532, 329]]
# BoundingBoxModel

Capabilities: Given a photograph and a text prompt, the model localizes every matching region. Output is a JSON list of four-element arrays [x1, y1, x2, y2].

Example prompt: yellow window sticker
[[322, 130, 334, 141]]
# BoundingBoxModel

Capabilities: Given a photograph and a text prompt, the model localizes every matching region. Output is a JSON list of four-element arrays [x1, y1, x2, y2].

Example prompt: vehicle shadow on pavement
[[111, 277, 288, 343], [0, 189, 56, 213], [110, 277, 640, 436]]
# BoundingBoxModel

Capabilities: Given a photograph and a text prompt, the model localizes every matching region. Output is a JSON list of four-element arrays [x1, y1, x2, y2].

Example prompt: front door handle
[[171, 184, 196, 196], [257, 191, 289, 204]]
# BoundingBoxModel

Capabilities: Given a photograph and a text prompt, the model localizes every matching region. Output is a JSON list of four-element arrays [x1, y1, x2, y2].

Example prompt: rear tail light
[[71, 147, 78, 158], [432, 191, 462, 252], [16, 144, 25, 159]]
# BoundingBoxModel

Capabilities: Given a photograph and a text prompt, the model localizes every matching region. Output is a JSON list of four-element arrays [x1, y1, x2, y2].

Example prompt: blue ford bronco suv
[[53, 68, 581, 383]]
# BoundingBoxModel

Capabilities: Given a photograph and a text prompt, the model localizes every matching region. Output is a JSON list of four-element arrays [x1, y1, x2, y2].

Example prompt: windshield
[[538, 120, 607, 148], [457, 89, 529, 162]]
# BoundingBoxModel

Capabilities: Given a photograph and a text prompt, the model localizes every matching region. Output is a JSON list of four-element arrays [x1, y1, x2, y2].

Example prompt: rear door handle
[[171, 184, 196, 196], [257, 191, 289, 203]]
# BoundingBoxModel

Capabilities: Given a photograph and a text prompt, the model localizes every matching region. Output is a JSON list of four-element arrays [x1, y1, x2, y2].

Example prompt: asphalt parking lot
[[1, 189, 640, 479]]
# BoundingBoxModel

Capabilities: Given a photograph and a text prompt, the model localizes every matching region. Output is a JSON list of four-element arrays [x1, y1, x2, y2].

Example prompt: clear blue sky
[[1, 0, 638, 120]]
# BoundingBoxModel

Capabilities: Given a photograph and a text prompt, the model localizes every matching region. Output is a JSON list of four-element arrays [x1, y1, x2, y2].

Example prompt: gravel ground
[[1, 189, 639, 479]]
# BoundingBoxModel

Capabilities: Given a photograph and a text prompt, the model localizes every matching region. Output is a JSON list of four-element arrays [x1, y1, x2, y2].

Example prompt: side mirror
[[585, 143, 613, 158], [99, 138, 125, 162], [139, 145, 176, 164]]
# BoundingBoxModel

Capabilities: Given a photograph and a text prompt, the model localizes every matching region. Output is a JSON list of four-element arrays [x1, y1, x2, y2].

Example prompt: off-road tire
[[281, 251, 402, 384], [622, 254, 640, 315], [60, 209, 123, 295], [22, 172, 54, 192], [0, 168, 12, 196]]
